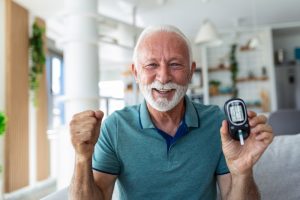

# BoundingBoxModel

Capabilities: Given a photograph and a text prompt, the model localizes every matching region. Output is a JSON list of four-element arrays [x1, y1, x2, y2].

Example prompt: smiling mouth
[[153, 88, 175, 94]]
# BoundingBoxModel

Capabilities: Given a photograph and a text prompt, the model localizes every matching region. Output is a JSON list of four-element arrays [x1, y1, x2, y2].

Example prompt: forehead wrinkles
[[137, 32, 189, 61], [139, 39, 157, 59]]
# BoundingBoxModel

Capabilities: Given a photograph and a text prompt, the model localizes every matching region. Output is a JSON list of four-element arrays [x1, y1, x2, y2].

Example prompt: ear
[[189, 62, 196, 80], [131, 63, 139, 83]]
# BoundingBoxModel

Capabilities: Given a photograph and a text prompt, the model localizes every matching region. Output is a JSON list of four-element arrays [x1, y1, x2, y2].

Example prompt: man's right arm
[[69, 156, 117, 200], [68, 110, 117, 200]]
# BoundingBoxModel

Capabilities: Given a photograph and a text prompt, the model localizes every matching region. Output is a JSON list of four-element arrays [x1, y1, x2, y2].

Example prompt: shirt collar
[[184, 95, 200, 128], [139, 95, 200, 129], [139, 100, 155, 129]]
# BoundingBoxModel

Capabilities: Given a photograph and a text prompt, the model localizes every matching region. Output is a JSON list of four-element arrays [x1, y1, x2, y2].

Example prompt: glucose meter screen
[[229, 103, 244, 123]]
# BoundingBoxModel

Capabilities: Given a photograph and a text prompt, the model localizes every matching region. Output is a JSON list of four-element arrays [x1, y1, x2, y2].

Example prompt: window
[[47, 51, 65, 127], [99, 80, 125, 116]]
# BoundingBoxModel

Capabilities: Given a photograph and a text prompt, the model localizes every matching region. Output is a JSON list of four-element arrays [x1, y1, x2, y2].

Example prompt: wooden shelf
[[236, 76, 269, 82], [208, 67, 230, 72], [210, 93, 233, 97]]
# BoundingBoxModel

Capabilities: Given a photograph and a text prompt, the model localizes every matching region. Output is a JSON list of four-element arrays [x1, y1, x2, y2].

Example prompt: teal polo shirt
[[92, 96, 229, 200]]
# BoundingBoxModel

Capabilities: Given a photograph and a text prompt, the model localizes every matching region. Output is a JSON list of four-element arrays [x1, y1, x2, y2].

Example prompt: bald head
[[133, 25, 193, 67]]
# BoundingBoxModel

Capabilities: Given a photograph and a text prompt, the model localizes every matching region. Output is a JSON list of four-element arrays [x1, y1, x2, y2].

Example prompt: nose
[[156, 64, 171, 84]]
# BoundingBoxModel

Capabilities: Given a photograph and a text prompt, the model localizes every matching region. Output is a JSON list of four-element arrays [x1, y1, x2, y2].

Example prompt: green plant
[[29, 21, 46, 106], [230, 44, 238, 98], [209, 80, 221, 87], [0, 112, 7, 175], [0, 112, 7, 137]]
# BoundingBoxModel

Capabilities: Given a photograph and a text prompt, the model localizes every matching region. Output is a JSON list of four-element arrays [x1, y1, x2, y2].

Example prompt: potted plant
[[29, 21, 46, 106], [0, 112, 7, 198], [230, 44, 239, 98], [0, 112, 6, 137], [209, 80, 221, 96]]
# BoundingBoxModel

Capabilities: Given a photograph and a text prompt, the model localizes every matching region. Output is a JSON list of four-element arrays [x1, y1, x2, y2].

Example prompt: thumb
[[94, 110, 104, 122], [220, 120, 232, 144]]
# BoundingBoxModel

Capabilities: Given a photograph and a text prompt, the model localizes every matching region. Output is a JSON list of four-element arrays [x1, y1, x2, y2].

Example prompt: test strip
[[238, 130, 244, 145]]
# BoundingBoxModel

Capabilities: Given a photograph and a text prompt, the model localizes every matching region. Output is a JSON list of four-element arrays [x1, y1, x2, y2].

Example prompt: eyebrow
[[142, 56, 186, 62]]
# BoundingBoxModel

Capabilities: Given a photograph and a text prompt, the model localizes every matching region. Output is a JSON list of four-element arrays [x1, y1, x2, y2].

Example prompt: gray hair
[[132, 25, 193, 67]]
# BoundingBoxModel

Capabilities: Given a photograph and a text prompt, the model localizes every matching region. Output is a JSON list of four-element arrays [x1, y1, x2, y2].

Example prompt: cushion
[[254, 133, 300, 200]]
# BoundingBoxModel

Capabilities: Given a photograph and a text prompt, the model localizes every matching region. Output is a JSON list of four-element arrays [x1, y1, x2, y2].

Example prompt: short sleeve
[[215, 107, 230, 175], [92, 115, 120, 175], [216, 152, 230, 175]]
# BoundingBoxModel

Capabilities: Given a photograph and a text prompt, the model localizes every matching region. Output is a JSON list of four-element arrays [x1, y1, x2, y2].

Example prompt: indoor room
[[0, 0, 300, 199]]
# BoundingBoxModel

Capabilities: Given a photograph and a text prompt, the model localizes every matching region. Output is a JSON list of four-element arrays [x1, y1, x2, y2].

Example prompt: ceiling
[[14, 0, 300, 38], [13, 0, 300, 78]]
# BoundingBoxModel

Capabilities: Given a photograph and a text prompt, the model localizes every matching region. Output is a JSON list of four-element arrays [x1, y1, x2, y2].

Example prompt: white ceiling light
[[248, 0, 260, 49], [194, 19, 220, 45]]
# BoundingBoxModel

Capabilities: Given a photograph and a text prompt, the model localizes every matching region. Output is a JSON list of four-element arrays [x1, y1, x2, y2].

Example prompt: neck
[[147, 98, 185, 136]]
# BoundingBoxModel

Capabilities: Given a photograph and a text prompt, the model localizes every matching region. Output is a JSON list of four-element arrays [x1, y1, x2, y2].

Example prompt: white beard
[[139, 80, 188, 112]]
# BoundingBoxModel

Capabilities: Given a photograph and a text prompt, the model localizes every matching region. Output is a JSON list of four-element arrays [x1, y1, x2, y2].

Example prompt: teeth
[[159, 89, 170, 92], [155, 88, 171, 92], [153, 88, 173, 94]]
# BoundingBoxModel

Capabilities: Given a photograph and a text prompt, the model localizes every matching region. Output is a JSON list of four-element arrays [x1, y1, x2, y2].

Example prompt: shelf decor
[[209, 80, 221, 96], [230, 44, 238, 98], [29, 21, 46, 106]]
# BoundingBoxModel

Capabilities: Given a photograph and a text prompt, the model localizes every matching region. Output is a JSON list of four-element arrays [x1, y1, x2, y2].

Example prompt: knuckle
[[73, 110, 94, 119], [267, 124, 273, 132], [258, 124, 265, 130], [72, 112, 83, 119], [260, 115, 267, 122], [69, 119, 77, 126], [85, 110, 95, 116]]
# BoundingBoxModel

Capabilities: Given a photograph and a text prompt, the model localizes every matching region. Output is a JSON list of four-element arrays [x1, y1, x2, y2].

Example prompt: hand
[[70, 110, 104, 161], [220, 110, 273, 176]]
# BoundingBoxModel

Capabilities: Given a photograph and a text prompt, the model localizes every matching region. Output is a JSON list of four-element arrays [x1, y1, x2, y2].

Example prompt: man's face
[[132, 31, 195, 112]]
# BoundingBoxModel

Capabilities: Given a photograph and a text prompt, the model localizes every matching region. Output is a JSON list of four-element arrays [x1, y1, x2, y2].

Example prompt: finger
[[247, 110, 257, 119], [95, 110, 104, 121], [75, 131, 93, 142], [249, 115, 268, 127], [255, 131, 274, 145], [255, 131, 273, 141], [71, 123, 100, 142], [220, 120, 232, 143], [76, 116, 98, 123], [251, 124, 273, 135], [70, 117, 98, 129], [77, 122, 95, 132], [73, 110, 96, 119]]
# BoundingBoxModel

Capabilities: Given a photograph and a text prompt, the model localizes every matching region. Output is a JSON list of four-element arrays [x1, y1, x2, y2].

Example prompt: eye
[[169, 62, 182, 68], [145, 63, 158, 68]]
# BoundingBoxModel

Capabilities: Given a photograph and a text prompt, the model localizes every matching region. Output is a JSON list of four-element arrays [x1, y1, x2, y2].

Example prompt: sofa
[[42, 133, 300, 200], [253, 133, 300, 200]]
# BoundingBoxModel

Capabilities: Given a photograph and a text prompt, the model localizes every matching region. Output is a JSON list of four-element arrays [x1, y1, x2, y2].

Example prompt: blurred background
[[0, 0, 300, 199]]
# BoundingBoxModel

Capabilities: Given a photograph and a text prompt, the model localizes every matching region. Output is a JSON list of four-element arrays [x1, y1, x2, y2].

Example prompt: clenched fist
[[70, 110, 104, 161]]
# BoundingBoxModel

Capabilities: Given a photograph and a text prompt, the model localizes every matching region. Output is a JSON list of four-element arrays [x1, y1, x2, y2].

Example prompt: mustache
[[147, 81, 182, 90]]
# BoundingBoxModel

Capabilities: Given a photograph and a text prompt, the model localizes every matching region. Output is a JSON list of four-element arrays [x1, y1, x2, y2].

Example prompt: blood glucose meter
[[224, 98, 250, 145]]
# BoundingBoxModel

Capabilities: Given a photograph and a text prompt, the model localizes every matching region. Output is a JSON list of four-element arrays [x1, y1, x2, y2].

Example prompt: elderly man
[[69, 25, 273, 200]]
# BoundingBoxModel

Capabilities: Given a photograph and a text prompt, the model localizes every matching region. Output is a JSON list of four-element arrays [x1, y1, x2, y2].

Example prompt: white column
[[63, 0, 99, 120], [201, 46, 209, 105], [57, 0, 99, 189]]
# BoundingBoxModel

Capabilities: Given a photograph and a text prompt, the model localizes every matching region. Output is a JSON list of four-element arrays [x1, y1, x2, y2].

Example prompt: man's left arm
[[218, 111, 273, 200], [217, 172, 260, 200]]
